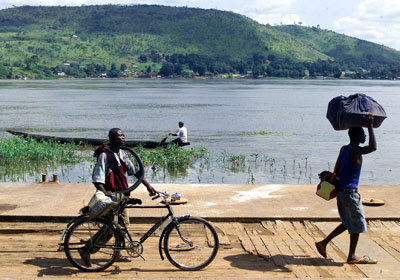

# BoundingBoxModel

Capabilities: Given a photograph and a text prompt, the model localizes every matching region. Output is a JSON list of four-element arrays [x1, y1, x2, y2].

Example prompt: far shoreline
[[2, 76, 400, 81]]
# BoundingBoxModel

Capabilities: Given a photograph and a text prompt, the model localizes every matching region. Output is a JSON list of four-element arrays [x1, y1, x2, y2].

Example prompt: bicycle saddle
[[126, 198, 142, 205]]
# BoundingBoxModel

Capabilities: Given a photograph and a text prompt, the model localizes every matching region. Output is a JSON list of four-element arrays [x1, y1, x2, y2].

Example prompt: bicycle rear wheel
[[163, 217, 219, 270], [64, 217, 122, 272]]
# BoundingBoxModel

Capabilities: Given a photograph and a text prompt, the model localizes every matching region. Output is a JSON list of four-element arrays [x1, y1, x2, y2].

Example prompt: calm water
[[0, 79, 399, 185]]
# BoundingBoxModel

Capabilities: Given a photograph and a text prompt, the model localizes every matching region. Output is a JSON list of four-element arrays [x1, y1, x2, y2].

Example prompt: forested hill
[[0, 4, 400, 79]]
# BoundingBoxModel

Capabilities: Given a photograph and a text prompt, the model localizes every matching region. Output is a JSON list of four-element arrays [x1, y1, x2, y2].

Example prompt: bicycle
[[59, 146, 219, 272]]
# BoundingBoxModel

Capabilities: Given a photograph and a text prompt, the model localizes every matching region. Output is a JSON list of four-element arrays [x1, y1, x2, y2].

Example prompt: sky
[[1, 0, 400, 50]]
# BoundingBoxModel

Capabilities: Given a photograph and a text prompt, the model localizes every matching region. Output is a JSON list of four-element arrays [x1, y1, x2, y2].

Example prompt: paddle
[[160, 127, 177, 146], [160, 134, 169, 145]]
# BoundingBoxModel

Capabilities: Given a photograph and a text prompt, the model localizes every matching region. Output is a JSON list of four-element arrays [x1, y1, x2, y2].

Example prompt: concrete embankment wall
[[1, 183, 398, 222]]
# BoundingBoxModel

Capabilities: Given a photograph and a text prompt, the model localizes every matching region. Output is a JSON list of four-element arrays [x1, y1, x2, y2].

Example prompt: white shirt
[[175, 127, 188, 142], [92, 150, 138, 184]]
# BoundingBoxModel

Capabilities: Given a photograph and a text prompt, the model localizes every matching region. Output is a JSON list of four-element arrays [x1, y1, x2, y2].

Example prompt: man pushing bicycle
[[80, 128, 156, 266]]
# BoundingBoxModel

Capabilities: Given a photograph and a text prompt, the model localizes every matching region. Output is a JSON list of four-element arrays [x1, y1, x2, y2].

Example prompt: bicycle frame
[[114, 203, 191, 261], [60, 191, 192, 262]]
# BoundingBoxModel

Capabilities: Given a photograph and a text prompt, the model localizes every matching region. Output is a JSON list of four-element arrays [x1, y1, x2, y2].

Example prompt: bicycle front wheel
[[164, 217, 219, 270], [64, 217, 122, 272]]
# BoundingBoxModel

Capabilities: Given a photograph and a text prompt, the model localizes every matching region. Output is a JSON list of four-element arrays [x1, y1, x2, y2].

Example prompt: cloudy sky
[[1, 0, 400, 50]]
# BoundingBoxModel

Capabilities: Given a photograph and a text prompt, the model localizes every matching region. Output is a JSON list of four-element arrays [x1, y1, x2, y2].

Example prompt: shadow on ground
[[24, 257, 80, 277], [24, 257, 177, 276], [225, 253, 344, 272]]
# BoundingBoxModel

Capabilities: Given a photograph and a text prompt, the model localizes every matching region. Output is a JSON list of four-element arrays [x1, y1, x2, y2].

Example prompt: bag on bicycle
[[88, 190, 120, 219]]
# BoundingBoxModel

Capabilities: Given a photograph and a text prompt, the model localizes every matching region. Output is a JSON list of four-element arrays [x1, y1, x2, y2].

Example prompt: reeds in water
[[0, 136, 91, 181]]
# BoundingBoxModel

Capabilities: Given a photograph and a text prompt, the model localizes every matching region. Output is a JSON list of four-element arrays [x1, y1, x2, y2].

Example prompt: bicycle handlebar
[[151, 190, 169, 201]]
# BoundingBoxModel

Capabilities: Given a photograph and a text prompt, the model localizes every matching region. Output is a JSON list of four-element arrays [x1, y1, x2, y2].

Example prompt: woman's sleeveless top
[[338, 144, 362, 190]]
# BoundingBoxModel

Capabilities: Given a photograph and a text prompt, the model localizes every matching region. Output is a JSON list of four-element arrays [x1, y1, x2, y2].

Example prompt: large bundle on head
[[327, 93, 387, 130]]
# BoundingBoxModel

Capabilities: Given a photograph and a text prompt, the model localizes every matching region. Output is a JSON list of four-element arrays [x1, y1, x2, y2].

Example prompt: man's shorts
[[114, 208, 130, 226], [337, 190, 367, 234]]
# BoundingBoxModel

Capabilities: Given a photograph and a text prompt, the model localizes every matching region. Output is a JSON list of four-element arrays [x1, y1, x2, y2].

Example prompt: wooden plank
[[265, 220, 308, 278], [243, 225, 270, 260], [0, 222, 287, 279], [290, 221, 333, 277], [367, 220, 378, 229], [367, 221, 400, 262], [2, 221, 400, 279], [316, 221, 400, 278], [259, 235, 287, 268], [281, 221, 321, 278], [389, 221, 400, 228], [369, 220, 383, 228], [370, 235, 400, 262], [310, 222, 365, 278], [213, 224, 231, 247], [231, 223, 257, 255], [219, 222, 242, 249], [381, 221, 396, 231], [291, 221, 340, 278], [259, 221, 288, 269]]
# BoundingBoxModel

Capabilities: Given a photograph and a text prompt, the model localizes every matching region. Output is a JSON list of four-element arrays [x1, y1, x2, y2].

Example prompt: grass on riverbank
[[0, 136, 209, 181], [134, 145, 209, 171], [0, 136, 91, 181], [215, 150, 314, 184], [0, 136, 316, 184]]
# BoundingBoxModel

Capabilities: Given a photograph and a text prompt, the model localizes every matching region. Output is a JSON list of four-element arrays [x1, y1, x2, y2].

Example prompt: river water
[[0, 79, 399, 185]]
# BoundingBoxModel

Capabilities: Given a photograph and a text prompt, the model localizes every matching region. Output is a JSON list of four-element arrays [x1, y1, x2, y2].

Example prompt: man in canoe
[[79, 128, 156, 266], [169, 121, 188, 145], [315, 115, 377, 264]]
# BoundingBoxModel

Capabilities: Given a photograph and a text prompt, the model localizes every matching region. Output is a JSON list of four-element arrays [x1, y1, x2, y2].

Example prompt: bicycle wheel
[[64, 217, 122, 272], [163, 217, 219, 270]]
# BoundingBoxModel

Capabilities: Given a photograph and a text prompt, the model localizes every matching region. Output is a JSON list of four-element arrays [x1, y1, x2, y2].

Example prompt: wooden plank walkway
[[0, 220, 399, 279]]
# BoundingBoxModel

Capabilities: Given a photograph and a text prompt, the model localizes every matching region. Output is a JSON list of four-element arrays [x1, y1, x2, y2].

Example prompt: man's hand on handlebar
[[141, 178, 156, 196], [151, 190, 169, 201], [147, 185, 156, 197]]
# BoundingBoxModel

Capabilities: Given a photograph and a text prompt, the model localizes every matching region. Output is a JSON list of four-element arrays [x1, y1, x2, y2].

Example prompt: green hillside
[[0, 5, 399, 79], [274, 25, 400, 65]]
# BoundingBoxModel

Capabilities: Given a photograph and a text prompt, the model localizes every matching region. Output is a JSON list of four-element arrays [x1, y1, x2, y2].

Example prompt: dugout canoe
[[6, 130, 190, 148]]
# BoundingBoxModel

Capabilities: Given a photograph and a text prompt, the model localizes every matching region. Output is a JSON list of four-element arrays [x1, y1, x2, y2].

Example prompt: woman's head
[[348, 127, 366, 144]]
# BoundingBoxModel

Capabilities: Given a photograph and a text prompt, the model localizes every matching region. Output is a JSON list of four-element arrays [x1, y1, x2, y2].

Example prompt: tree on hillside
[[252, 65, 262, 78], [0, 64, 8, 79], [150, 51, 162, 63], [139, 54, 147, 63], [24, 55, 39, 70], [191, 63, 206, 76], [107, 62, 120, 78], [159, 64, 174, 76], [173, 63, 183, 75]]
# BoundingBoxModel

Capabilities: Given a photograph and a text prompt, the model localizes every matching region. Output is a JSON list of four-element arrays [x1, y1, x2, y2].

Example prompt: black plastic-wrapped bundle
[[327, 93, 387, 130]]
